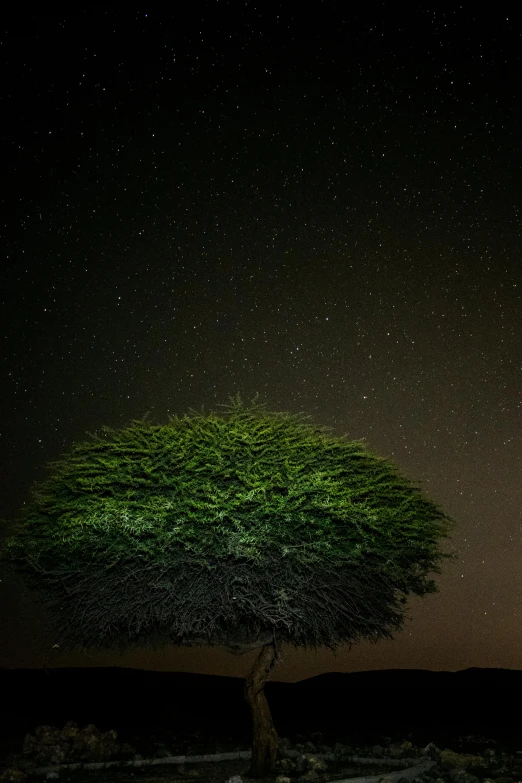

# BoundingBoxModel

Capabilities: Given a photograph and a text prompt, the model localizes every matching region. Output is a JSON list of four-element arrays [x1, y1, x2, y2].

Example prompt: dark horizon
[[2, 665, 521, 746], [4, 663, 522, 680]]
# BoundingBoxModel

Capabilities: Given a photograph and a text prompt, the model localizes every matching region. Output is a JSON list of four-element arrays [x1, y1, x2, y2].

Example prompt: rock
[[440, 751, 486, 771], [333, 741, 357, 757], [278, 736, 293, 751], [0, 770, 28, 783], [12, 720, 135, 769], [152, 742, 174, 759], [390, 742, 412, 759], [425, 743, 443, 761], [447, 771, 481, 783]]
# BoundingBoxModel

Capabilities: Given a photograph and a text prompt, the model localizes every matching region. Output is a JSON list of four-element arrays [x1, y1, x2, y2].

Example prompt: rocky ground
[[2, 721, 522, 783]]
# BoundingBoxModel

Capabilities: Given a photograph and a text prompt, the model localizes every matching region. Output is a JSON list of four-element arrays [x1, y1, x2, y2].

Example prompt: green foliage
[[0, 393, 457, 655]]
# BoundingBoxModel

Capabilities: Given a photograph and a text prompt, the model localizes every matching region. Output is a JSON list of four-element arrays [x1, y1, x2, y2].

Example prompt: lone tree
[[1, 394, 456, 777]]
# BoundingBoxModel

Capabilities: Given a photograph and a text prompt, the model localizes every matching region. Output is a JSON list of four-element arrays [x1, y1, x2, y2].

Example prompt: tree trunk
[[243, 641, 279, 778]]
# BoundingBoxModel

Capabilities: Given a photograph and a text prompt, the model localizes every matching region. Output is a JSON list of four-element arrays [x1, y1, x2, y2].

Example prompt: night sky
[[1, 8, 521, 680]]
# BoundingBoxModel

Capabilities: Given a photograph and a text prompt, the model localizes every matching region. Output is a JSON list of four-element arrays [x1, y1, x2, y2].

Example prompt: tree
[[0, 394, 457, 777]]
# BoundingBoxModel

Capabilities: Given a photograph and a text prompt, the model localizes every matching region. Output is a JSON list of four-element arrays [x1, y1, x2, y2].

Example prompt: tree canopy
[[0, 393, 457, 658]]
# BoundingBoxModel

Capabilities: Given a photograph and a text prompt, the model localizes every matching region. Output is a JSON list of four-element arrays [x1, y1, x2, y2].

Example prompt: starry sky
[[1, 8, 521, 680]]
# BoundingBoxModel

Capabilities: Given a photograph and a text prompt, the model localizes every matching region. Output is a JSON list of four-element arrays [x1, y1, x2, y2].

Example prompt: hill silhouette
[[2, 665, 521, 736]]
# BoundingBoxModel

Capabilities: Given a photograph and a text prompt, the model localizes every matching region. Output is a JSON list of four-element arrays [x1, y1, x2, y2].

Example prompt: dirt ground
[[51, 757, 413, 783]]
